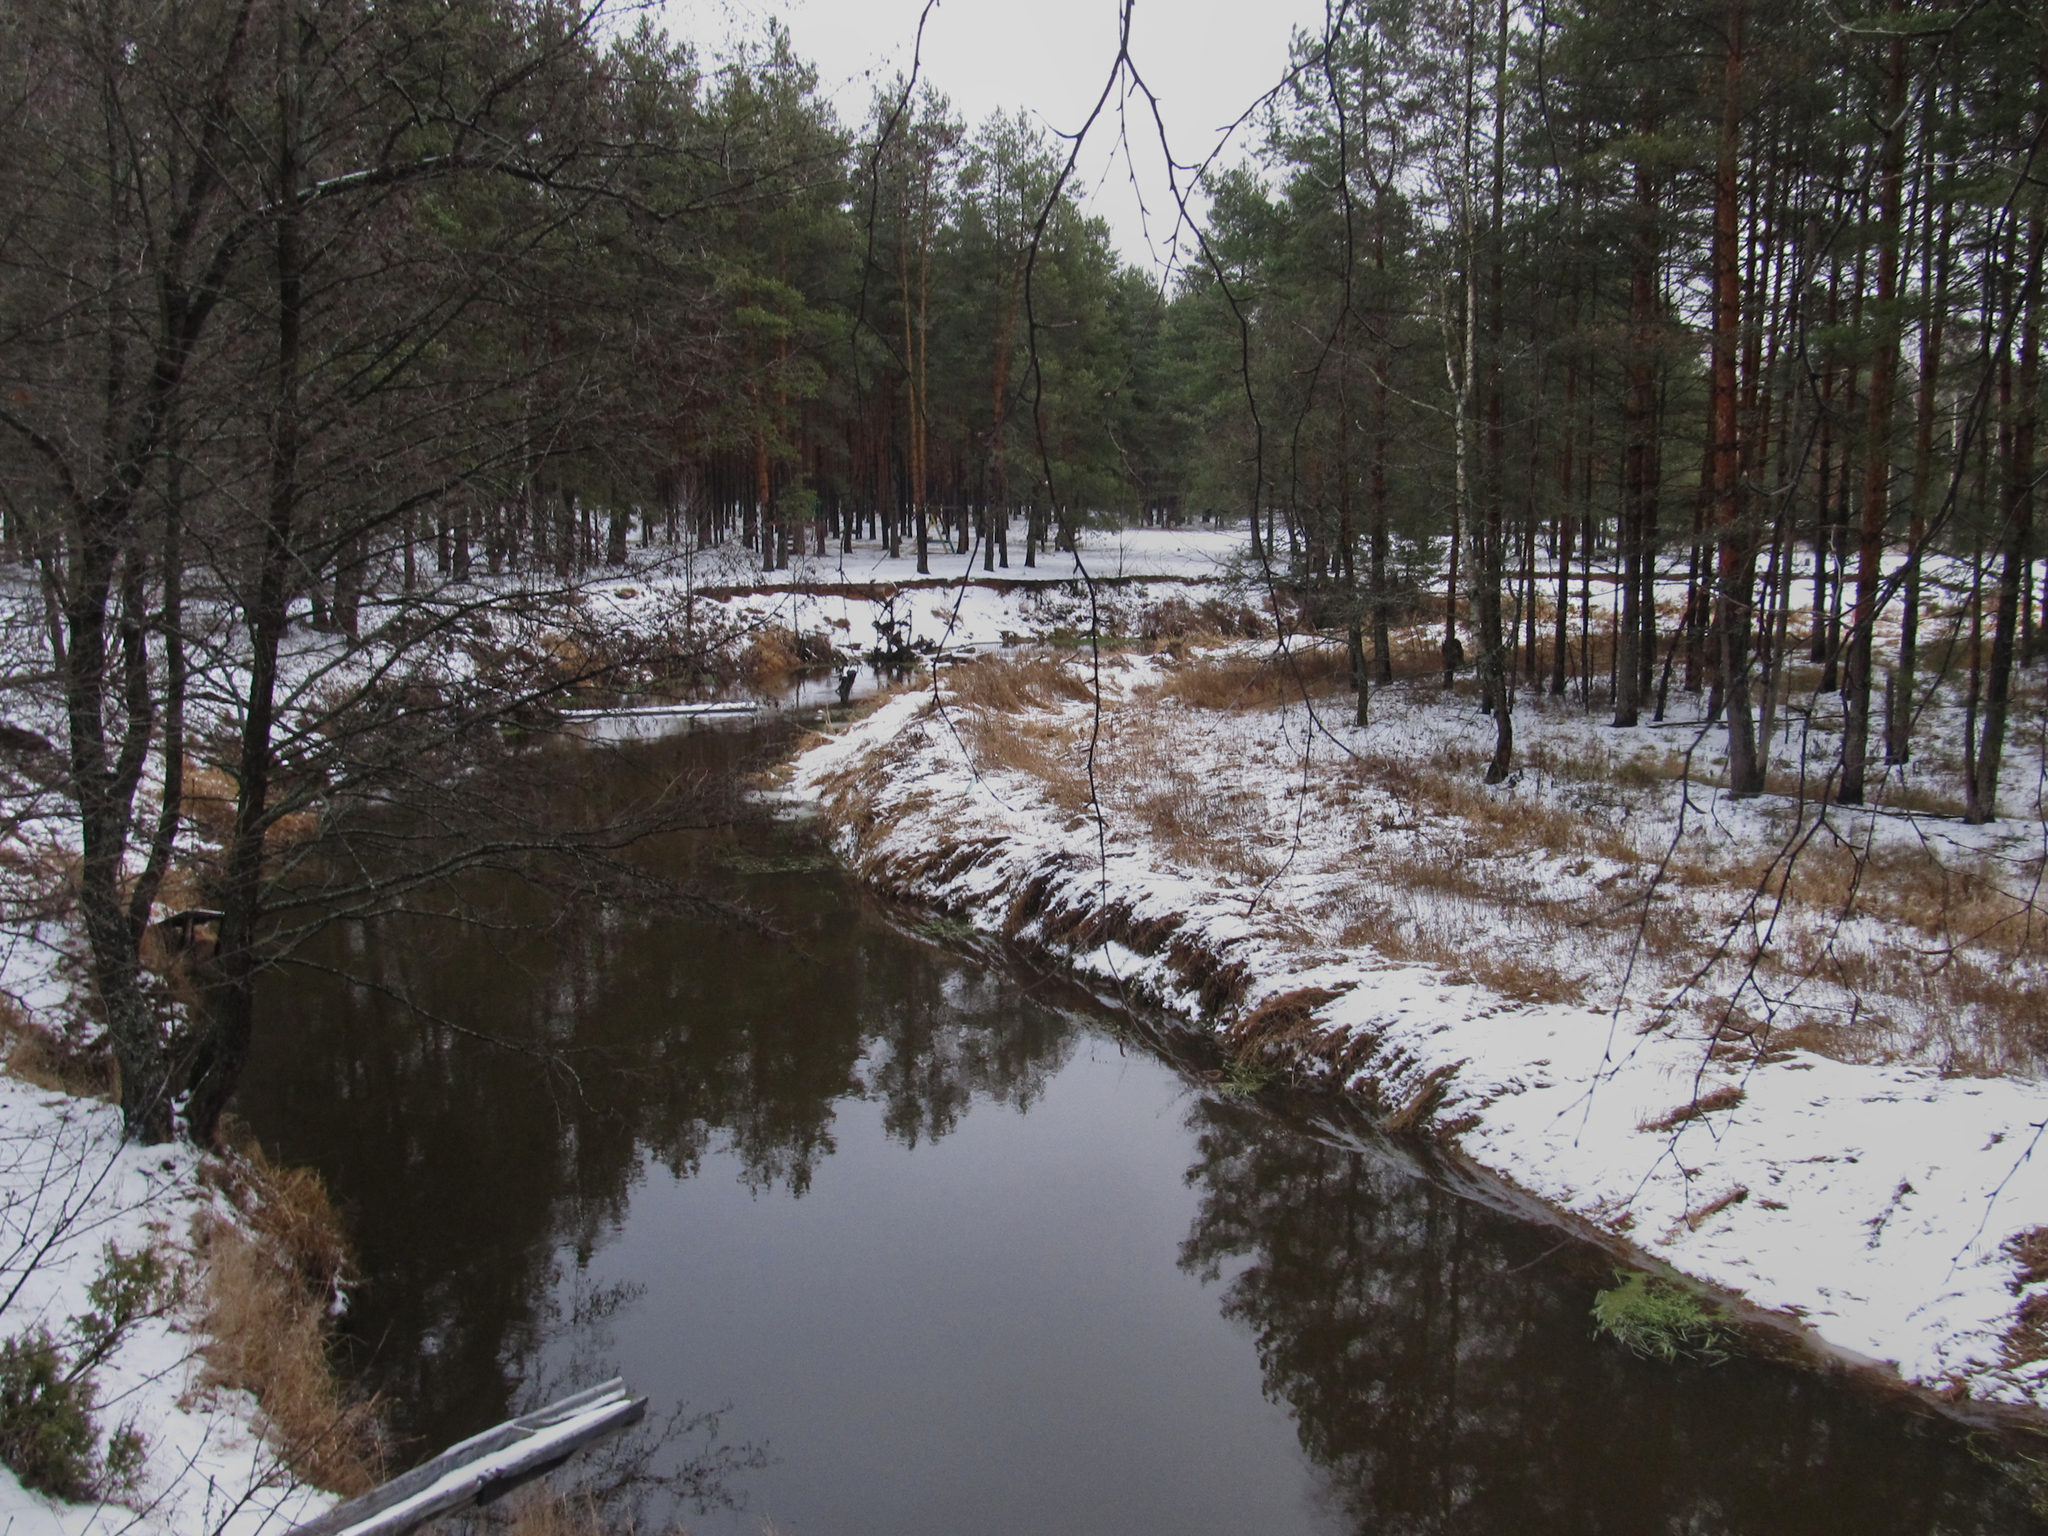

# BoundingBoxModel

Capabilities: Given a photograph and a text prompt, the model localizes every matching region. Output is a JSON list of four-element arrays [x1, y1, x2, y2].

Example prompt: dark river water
[[238, 722, 2048, 1536]]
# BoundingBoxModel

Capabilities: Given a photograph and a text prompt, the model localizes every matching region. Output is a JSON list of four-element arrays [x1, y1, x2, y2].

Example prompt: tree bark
[[1711, 0, 1762, 795], [1839, 3, 1908, 804]]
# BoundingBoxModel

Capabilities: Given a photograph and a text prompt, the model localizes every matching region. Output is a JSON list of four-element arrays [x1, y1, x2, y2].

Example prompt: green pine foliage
[[0, 1244, 177, 1501]]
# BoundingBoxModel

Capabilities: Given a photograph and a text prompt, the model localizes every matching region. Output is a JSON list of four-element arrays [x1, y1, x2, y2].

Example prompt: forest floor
[[779, 595, 2048, 1420]]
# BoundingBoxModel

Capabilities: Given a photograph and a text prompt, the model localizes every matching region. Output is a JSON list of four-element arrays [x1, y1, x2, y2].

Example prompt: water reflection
[[242, 734, 1076, 1455], [1181, 1096, 2045, 1535], [238, 726, 2047, 1534]]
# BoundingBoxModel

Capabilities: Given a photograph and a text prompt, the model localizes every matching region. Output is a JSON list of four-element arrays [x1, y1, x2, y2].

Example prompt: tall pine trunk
[[1711, 0, 1763, 794], [1840, 4, 1907, 804]]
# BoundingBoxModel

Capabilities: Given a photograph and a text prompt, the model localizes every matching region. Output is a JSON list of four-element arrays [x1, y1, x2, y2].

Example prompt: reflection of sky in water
[[563, 702, 764, 745]]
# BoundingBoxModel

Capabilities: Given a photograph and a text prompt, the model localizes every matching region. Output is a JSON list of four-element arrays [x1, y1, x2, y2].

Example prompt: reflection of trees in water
[[865, 965, 1071, 1148], [237, 825, 1075, 1456], [1179, 1099, 2043, 1536]]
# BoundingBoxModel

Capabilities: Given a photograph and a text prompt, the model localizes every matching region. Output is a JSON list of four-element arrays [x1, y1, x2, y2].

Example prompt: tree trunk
[[1967, 214, 2042, 822], [1890, 108, 1951, 764], [1616, 105, 1660, 727], [1840, 5, 1908, 804], [190, 0, 306, 1145], [1712, 0, 1762, 795]]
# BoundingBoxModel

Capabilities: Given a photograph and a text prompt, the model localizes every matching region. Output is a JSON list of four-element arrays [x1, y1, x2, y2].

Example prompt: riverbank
[[783, 637, 2048, 1421], [0, 1053, 347, 1535]]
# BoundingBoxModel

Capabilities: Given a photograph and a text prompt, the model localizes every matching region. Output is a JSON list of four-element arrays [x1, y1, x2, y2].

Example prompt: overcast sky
[[658, 0, 1330, 273]]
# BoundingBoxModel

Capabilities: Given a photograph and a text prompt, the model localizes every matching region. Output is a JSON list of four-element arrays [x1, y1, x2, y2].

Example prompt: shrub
[[70, 1244, 175, 1377], [1591, 1270, 1728, 1364], [0, 1328, 97, 1499], [0, 1241, 179, 1501]]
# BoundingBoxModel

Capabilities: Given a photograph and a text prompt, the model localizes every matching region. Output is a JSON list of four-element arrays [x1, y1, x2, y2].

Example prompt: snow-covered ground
[[658, 521, 1249, 590], [783, 627, 2048, 1415], [0, 1074, 333, 1536], [580, 522, 1258, 680]]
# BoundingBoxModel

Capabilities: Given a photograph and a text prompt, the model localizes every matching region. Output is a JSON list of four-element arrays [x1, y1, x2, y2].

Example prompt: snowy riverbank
[[0, 1069, 334, 1536], [783, 640, 2048, 1417]]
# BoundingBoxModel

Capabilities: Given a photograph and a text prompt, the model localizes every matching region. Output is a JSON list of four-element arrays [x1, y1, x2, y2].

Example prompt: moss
[[1215, 1059, 1279, 1097]]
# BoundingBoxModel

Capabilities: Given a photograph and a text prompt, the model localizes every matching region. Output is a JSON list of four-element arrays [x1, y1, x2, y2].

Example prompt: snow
[[0, 1076, 332, 1536], [573, 522, 1259, 682], [299, 1382, 642, 1536], [784, 625, 2048, 1413], [660, 522, 1251, 590]]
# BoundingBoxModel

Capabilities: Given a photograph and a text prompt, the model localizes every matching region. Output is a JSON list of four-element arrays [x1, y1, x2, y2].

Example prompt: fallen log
[[287, 1379, 647, 1536]]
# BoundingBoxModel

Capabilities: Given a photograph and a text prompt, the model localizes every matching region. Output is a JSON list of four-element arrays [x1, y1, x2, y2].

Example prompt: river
[[238, 720, 2047, 1535]]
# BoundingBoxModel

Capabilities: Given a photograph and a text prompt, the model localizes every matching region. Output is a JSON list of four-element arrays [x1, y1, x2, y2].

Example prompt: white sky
[[659, 0, 1331, 273]]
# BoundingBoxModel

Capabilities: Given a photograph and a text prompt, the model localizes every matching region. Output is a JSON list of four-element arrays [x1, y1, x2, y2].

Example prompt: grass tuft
[[1151, 644, 1352, 711], [1591, 1270, 1728, 1363]]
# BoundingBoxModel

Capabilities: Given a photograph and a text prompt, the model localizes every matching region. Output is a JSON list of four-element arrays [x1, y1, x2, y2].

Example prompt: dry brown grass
[[1639, 1085, 1746, 1132], [456, 1484, 689, 1536], [1649, 827, 2048, 1070], [2007, 1227, 2048, 1288], [1150, 644, 1353, 711], [738, 625, 802, 686], [1130, 777, 1274, 880], [1224, 987, 1346, 1064], [1869, 777, 1971, 819], [958, 716, 1093, 814], [945, 652, 1098, 712], [2, 1000, 116, 1101], [1762, 1012, 1900, 1064], [494, 1488, 606, 1535], [1133, 594, 1269, 644], [197, 1144, 379, 1496], [1456, 946, 1590, 1006], [1339, 902, 1589, 1007], [181, 760, 242, 841], [1092, 722, 1274, 879], [938, 655, 1101, 817], [1518, 734, 1687, 792], [943, 654, 1289, 871], [182, 758, 321, 853], [2004, 1292, 2048, 1368], [5, 1028, 115, 1101]]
